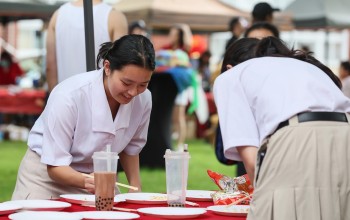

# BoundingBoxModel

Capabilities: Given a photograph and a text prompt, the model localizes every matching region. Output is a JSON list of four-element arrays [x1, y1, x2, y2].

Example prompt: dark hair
[[222, 37, 342, 88], [0, 51, 13, 64], [341, 61, 350, 73], [252, 2, 278, 22], [228, 17, 240, 31], [244, 22, 280, 38], [96, 35, 155, 73]]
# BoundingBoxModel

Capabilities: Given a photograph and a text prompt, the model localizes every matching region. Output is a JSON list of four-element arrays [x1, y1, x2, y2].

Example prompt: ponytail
[[96, 42, 114, 69]]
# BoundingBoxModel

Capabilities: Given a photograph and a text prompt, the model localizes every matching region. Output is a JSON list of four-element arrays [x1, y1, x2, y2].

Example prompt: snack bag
[[212, 191, 250, 205], [207, 170, 254, 205]]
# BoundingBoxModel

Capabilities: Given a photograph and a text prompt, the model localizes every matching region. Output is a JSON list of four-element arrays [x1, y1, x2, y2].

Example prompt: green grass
[[0, 139, 236, 201], [0, 141, 28, 202]]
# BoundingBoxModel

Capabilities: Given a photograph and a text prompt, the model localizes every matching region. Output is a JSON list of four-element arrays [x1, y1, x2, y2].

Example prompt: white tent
[[285, 0, 350, 28], [114, 0, 250, 32]]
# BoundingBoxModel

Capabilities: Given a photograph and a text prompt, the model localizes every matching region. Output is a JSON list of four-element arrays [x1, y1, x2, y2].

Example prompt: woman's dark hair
[[222, 37, 342, 89], [244, 22, 280, 38], [96, 35, 155, 73]]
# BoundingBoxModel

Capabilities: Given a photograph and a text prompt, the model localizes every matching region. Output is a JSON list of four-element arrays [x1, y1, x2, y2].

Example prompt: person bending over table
[[12, 35, 155, 200], [213, 37, 350, 220]]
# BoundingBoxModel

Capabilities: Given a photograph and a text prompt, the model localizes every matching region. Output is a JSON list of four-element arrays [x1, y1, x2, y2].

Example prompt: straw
[[106, 144, 111, 172], [82, 173, 139, 191]]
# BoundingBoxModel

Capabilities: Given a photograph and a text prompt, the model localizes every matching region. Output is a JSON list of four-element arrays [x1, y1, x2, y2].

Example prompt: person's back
[[46, 0, 127, 91]]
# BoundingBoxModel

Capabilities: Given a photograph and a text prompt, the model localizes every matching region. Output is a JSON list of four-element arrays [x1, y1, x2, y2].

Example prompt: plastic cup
[[92, 151, 119, 211], [164, 149, 191, 207]]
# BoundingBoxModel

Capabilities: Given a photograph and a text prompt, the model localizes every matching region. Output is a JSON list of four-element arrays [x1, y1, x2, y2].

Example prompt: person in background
[[244, 22, 280, 39], [225, 17, 244, 50], [300, 45, 311, 53], [214, 36, 350, 220], [0, 51, 24, 85], [251, 2, 279, 24], [128, 20, 147, 36], [162, 24, 193, 149], [12, 35, 155, 200], [198, 50, 211, 92], [339, 60, 350, 98], [46, 0, 128, 92]]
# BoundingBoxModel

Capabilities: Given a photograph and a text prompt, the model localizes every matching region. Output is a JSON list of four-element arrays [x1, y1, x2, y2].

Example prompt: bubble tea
[[92, 151, 119, 211]]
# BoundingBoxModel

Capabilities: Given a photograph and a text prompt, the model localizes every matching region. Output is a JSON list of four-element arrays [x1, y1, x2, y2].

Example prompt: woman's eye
[[122, 81, 131, 86]]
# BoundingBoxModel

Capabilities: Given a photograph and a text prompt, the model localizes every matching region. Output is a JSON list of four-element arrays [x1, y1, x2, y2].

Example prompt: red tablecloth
[[0, 87, 46, 115], [0, 200, 247, 220]]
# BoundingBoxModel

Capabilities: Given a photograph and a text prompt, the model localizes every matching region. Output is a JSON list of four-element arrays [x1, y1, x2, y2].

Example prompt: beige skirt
[[12, 149, 89, 200], [248, 116, 350, 220]]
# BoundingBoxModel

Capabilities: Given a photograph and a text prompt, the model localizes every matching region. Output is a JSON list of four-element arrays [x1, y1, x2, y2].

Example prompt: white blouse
[[214, 57, 350, 161], [28, 69, 152, 173]]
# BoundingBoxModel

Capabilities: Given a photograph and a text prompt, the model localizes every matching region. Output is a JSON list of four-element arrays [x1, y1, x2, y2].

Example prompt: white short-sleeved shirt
[[28, 69, 152, 173], [213, 57, 350, 161]]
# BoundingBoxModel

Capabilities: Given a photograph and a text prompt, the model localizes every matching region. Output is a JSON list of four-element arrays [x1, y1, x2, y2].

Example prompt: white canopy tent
[[285, 0, 350, 28]]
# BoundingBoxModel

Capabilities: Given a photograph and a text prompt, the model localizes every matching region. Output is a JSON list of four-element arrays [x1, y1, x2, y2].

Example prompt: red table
[[0, 87, 46, 115], [0, 200, 247, 220]]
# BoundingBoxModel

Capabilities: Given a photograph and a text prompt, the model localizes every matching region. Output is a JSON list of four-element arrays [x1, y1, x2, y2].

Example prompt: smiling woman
[[11, 35, 156, 200]]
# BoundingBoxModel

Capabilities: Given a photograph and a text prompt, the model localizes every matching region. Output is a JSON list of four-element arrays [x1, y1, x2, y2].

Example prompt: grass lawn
[[0, 139, 236, 201]]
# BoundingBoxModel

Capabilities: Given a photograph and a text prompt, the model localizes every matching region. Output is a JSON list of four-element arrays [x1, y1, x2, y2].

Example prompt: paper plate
[[75, 211, 139, 220], [207, 205, 250, 217], [186, 190, 215, 202], [0, 203, 22, 216], [115, 193, 167, 205], [138, 207, 206, 219], [60, 194, 125, 205], [9, 211, 81, 220], [3, 200, 71, 211]]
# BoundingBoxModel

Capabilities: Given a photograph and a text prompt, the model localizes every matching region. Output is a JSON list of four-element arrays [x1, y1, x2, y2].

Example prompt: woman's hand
[[47, 165, 94, 192], [84, 173, 95, 194]]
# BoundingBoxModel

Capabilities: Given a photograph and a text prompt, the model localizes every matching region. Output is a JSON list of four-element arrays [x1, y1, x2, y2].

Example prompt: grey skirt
[[12, 149, 89, 200], [248, 115, 350, 220]]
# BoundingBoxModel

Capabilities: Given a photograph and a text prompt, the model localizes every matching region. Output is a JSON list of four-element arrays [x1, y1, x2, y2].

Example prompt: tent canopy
[[115, 0, 294, 32], [114, 0, 250, 33], [0, 0, 61, 24], [285, 0, 350, 28]]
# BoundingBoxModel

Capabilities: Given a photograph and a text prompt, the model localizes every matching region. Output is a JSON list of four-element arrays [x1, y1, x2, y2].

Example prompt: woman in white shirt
[[214, 37, 350, 220], [12, 35, 155, 200]]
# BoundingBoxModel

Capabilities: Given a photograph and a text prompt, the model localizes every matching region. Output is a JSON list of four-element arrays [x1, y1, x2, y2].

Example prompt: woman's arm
[[236, 146, 257, 183], [47, 165, 95, 193], [46, 10, 58, 92], [119, 151, 141, 192]]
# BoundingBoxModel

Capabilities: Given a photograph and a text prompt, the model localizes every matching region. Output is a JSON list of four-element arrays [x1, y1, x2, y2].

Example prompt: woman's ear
[[104, 60, 110, 76], [226, 64, 233, 70]]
